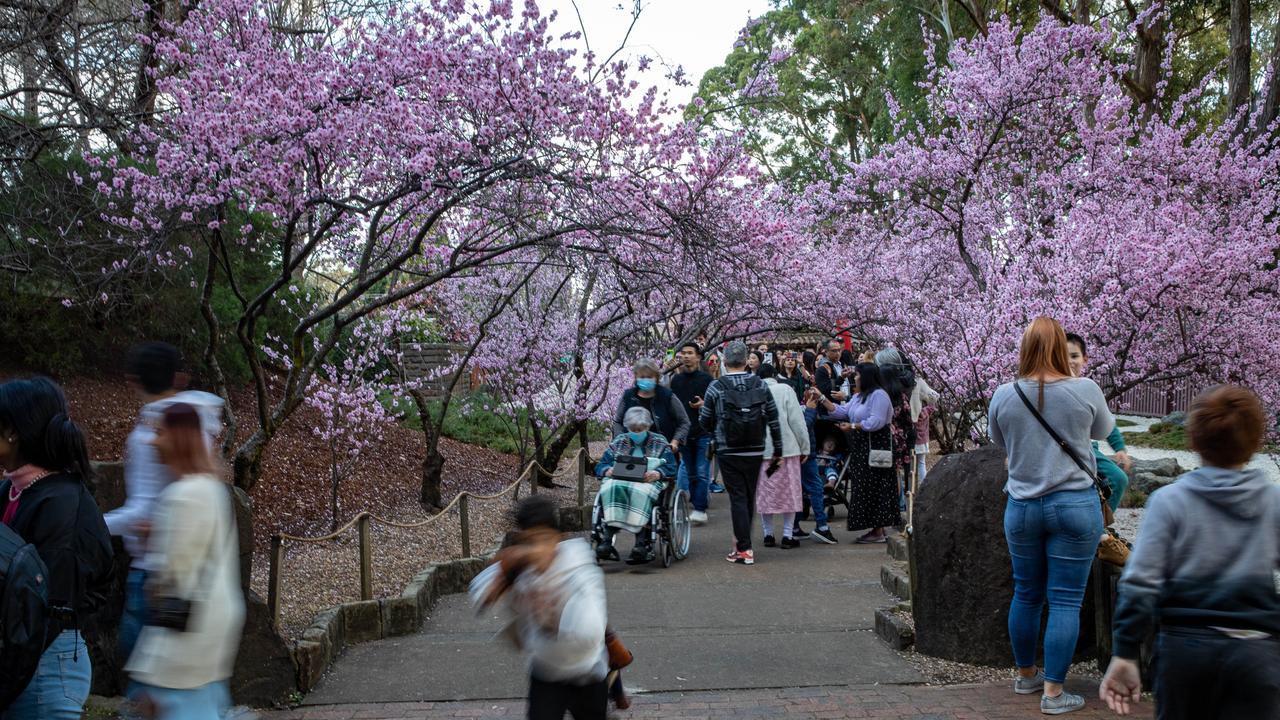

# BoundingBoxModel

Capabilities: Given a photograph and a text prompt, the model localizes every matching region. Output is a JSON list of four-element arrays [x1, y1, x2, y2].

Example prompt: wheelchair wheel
[[659, 535, 673, 568], [669, 488, 691, 561]]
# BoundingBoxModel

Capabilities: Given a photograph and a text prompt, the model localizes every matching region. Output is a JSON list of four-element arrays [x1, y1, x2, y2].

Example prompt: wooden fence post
[[267, 535, 284, 631], [357, 513, 373, 602], [459, 494, 472, 558], [576, 449, 589, 528]]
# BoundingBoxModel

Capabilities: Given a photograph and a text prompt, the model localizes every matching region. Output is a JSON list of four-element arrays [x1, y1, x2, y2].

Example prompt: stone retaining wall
[[291, 502, 593, 693]]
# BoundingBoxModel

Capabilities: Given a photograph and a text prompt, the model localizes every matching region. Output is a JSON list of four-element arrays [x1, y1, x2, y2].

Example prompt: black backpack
[[0, 523, 50, 710], [717, 376, 771, 449]]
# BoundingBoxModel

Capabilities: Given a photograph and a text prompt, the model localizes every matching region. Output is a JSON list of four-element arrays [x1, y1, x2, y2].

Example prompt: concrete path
[[277, 681, 1151, 719], [304, 490, 922, 704]]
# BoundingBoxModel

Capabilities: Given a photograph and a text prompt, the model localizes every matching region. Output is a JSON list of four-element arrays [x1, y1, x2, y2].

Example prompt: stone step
[[880, 560, 911, 601], [887, 534, 909, 562], [874, 607, 915, 650]]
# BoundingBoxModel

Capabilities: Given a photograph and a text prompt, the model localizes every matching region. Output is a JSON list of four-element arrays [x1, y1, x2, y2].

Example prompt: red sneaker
[[725, 549, 755, 565]]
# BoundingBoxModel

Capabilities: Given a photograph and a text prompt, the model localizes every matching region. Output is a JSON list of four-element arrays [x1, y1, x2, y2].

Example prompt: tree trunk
[[232, 432, 268, 490], [330, 440, 340, 531], [577, 423, 593, 464], [1258, 5, 1280, 136], [1073, 0, 1089, 24], [1227, 0, 1252, 130], [536, 420, 586, 488], [1133, 9, 1163, 112], [410, 387, 447, 510]]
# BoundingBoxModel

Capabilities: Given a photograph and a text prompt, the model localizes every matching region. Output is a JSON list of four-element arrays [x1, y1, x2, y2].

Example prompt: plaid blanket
[[599, 478, 665, 533]]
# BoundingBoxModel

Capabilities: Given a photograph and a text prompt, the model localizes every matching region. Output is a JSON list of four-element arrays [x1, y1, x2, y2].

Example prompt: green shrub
[[1120, 490, 1148, 509], [1115, 418, 1137, 428], [1124, 425, 1189, 451]]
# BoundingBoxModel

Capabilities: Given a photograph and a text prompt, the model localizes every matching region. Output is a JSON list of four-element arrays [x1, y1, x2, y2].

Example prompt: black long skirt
[[846, 426, 899, 531]]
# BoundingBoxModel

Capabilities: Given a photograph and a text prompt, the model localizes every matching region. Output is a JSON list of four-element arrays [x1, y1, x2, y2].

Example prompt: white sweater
[[762, 378, 811, 458], [126, 475, 245, 689], [469, 538, 608, 683]]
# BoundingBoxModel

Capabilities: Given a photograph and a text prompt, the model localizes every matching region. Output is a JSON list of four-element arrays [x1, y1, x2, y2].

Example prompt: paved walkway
[[272, 681, 1148, 719], [275, 489, 1150, 719]]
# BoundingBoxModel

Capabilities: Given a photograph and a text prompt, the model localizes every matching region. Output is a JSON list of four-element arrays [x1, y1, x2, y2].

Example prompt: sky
[[539, 0, 773, 106]]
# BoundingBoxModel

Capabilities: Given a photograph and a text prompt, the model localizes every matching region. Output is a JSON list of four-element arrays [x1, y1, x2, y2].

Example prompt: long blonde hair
[[1017, 317, 1073, 409]]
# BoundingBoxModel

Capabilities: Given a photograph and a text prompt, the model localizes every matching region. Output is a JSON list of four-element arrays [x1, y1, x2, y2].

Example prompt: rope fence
[[266, 448, 589, 631]]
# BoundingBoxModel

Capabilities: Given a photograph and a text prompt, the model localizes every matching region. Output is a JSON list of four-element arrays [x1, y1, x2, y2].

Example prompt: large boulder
[[1130, 472, 1176, 496], [1128, 457, 1185, 479], [912, 445, 1095, 666], [1159, 411, 1187, 427]]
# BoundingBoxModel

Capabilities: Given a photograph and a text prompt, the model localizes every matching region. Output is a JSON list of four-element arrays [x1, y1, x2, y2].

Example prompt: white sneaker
[[689, 511, 708, 525]]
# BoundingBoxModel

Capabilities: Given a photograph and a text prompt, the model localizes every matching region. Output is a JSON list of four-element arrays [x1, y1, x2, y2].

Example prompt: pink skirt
[[756, 456, 802, 514]]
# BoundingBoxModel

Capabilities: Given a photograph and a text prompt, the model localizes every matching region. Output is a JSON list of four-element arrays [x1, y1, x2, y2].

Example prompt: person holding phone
[[669, 343, 714, 524]]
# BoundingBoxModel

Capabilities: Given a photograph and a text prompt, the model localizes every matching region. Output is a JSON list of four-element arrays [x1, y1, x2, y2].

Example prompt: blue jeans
[[1003, 487, 1103, 683], [3, 630, 91, 720], [129, 680, 230, 720], [676, 435, 712, 512], [117, 568, 148, 665], [800, 457, 828, 529]]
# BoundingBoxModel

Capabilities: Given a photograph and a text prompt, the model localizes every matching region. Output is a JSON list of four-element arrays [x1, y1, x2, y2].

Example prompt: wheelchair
[[589, 479, 692, 568]]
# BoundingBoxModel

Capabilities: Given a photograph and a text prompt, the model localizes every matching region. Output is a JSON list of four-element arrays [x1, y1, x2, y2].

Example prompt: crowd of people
[[2, 327, 1275, 720], [605, 337, 937, 565], [0, 343, 243, 720], [589, 322, 1277, 718]]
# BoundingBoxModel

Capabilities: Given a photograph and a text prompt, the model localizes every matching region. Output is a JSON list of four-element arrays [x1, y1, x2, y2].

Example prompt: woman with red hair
[[125, 403, 244, 720], [988, 317, 1114, 715]]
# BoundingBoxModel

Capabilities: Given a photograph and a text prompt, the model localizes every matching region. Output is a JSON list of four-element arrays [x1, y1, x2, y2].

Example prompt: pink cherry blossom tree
[[89, 0, 774, 489], [303, 320, 401, 529], [800, 14, 1280, 447]]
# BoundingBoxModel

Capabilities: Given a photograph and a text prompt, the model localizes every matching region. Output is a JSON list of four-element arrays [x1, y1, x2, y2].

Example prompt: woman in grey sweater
[[988, 318, 1113, 715]]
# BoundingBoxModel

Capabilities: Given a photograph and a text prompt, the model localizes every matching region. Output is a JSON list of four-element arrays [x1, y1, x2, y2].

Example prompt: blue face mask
[[636, 378, 657, 392], [628, 431, 648, 445]]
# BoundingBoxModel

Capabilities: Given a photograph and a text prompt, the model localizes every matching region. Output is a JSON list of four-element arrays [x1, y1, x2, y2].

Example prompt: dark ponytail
[[0, 377, 94, 484]]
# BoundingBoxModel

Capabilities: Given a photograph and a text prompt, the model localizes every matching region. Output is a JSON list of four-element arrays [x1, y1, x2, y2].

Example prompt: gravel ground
[[890, 610, 1103, 686], [901, 648, 1102, 687], [252, 458, 602, 641], [1110, 415, 1280, 483]]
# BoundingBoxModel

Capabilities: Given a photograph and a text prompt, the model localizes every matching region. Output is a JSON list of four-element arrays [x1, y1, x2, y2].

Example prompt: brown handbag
[[1097, 528, 1131, 566], [605, 628, 633, 670]]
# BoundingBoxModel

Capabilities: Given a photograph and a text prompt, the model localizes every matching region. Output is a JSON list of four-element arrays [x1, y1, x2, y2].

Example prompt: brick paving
[[266, 680, 1153, 719]]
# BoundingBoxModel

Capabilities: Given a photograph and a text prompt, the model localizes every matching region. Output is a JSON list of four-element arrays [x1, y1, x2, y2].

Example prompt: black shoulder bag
[[1012, 382, 1115, 527]]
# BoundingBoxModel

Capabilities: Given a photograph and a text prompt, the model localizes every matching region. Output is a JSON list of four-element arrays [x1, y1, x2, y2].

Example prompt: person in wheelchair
[[593, 407, 677, 565]]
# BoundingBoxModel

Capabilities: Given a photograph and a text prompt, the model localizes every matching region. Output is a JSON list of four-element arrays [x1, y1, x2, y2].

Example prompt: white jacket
[[126, 475, 244, 689], [469, 537, 608, 683], [762, 378, 811, 458]]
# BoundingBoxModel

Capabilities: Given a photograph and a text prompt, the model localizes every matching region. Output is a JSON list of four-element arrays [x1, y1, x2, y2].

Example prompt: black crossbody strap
[[1012, 382, 1110, 499]]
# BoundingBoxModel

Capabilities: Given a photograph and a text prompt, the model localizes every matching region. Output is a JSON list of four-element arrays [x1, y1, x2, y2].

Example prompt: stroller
[[813, 419, 854, 521]]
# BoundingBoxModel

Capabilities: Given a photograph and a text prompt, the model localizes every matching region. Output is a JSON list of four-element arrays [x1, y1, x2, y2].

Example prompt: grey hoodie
[[1112, 466, 1280, 658]]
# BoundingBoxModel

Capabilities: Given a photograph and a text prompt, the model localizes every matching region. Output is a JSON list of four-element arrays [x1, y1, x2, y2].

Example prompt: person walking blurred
[[471, 496, 609, 720], [125, 403, 244, 720], [0, 377, 114, 720], [108, 342, 225, 667], [1100, 385, 1279, 719], [988, 317, 1112, 715]]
